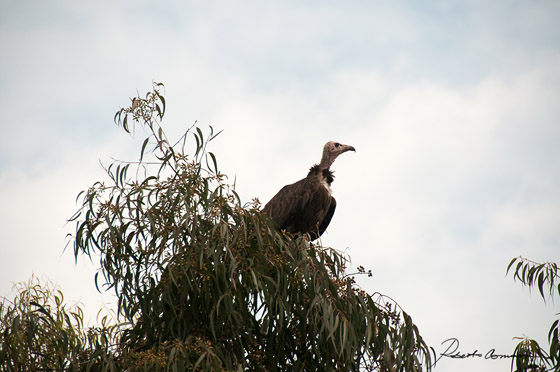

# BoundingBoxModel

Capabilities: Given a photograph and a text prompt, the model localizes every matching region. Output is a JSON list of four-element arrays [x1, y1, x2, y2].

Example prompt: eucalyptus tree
[[2, 82, 434, 372]]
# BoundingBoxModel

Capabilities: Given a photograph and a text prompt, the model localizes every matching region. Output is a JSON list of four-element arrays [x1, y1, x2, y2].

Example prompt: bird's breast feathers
[[320, 178, 332, 195]]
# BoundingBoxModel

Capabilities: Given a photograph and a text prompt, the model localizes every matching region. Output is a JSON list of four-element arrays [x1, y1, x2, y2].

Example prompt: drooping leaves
[[3, 82, 434, 371], [507, 256, 560, 372], [0, 277, 120, 371]]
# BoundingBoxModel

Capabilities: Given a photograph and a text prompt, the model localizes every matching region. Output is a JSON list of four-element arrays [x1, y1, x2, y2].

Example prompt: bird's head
[[319, 141, 356, 170]]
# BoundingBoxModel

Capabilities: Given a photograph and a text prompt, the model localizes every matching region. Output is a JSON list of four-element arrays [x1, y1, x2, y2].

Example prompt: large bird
[[262, 141, 355, 240]]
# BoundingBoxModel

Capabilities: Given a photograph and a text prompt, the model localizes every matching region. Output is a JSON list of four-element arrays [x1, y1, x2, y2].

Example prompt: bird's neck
[[318, 153, 336, 171]]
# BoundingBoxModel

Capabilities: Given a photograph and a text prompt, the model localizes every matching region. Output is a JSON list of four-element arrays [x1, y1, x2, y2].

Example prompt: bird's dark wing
[[313, 196, 336, 240], [262, 177, 317, 230], [262, 176, 335, 240]]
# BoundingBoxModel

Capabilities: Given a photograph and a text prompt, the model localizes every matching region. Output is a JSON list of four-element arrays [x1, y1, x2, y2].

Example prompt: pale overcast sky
[[1, 1, 559, 371]]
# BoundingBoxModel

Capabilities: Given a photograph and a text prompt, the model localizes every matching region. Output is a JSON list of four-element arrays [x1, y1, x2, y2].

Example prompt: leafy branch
[[507, 256, 559, 372], [507, 256, 560, 301]]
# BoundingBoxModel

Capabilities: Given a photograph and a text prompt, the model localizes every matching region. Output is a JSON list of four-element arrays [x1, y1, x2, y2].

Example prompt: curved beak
[[341, 144, 356, 153]]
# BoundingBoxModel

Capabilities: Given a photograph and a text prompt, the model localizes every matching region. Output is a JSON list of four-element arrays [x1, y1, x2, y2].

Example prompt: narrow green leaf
[[549, 319, 559, 340], [140, 137, 150, 162], [155, 104, 162, 119], [538, 271, 546, 300], [123, 114, 129, 133], [507, 257, 519, 274], [209, 152, 218, 174], [158, 94, 166, 116], [30, 301, 54, 323], [196, 127, 204, 145]]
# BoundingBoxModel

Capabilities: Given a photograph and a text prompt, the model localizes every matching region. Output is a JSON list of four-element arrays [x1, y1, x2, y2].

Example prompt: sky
[[1, 1, 559, 371]]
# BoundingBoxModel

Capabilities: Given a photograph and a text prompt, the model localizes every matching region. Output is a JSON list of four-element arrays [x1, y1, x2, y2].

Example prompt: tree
[[507, 257, 560, 372], [0, 276, 119, 371], [1, 82, 434, 371]]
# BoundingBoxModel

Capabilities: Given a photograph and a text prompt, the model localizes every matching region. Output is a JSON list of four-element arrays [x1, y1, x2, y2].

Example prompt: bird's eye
[[334, 143, 340, 147]]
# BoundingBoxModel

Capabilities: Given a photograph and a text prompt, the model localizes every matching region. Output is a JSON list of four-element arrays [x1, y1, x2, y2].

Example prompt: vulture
[[262, 141, 355, 240]]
